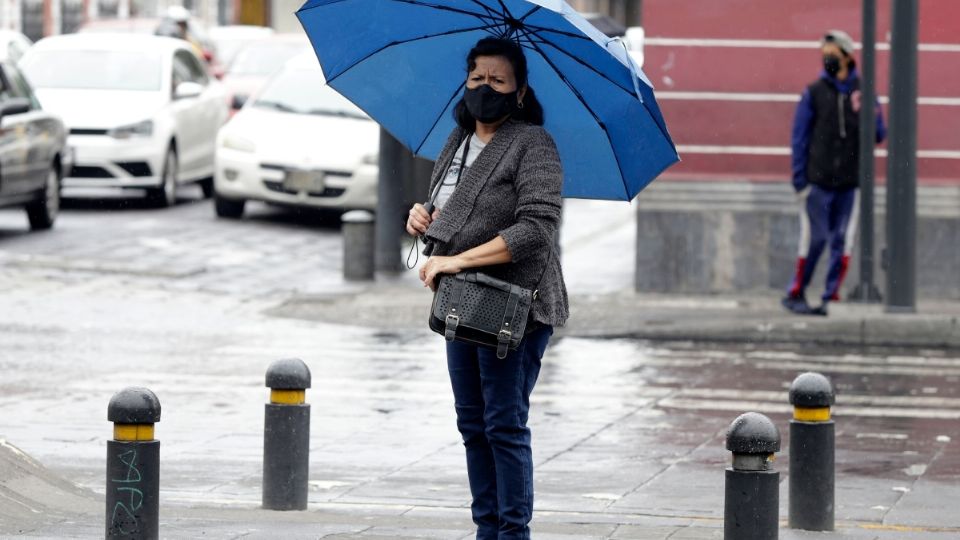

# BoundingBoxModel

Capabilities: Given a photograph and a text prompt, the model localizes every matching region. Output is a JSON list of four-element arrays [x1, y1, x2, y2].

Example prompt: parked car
[[0, 30, 33, 63], [20, 33, 228, 206], [214, 53, 378, 218], [208, 25, 274, 69], [221, 34, 310, 114], [0, 60, 67, 230]]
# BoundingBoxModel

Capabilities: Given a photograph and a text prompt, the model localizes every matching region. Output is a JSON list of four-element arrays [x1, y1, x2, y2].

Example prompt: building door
[[61, 0, 83, 33], [20, 0, 43, 41], [238, 0, 267, 26]]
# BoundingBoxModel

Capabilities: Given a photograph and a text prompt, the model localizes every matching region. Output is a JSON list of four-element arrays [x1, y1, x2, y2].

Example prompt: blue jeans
[[446, 326, 553, 540]]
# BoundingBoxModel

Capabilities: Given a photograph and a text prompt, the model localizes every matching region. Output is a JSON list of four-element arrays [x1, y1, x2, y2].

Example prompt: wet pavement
[[1, 194, 959, 538]]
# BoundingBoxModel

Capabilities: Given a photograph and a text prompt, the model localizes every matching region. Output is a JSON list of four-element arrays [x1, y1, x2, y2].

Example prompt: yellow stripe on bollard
[[794, 407, 831, 422], [113, 423, 155, 441], [271, 389, 306, 405]]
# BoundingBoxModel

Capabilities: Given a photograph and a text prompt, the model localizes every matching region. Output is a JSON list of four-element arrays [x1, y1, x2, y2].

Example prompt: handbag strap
[[425, 133, 472, 214], [407, 134, 473, 270], [444, 273, 469, 341], [496, 284, 523, 359]]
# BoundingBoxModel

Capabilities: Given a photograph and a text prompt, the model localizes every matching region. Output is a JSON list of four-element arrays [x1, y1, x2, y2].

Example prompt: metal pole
[[788, 373, 836, 531], [884, 0, 918, 313], [106, 387, 161, 540], [342, 210, 375, 281], [850, 0, 883, 303], [724, 412, 780, 540], [624, 0, 642, 27], [262, 358, 312, 511], [375, 128, 405, 274]]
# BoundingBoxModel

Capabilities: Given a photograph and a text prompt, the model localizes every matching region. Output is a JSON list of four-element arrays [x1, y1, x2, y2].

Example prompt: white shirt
[[433, 135, 487, 211]]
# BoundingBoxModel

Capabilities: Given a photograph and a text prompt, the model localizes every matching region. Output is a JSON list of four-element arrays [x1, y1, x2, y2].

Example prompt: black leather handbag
[[429, 272, 535, 359]]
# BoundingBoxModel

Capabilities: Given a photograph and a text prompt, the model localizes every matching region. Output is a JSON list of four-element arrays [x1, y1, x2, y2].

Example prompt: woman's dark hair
[[453, 37, 545, 131]]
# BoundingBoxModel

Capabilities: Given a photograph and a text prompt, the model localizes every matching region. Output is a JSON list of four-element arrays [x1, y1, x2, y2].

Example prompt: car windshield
[[228, 42, 308, 77], [252, 68, 368, 120], [21, 50, 163, 91]]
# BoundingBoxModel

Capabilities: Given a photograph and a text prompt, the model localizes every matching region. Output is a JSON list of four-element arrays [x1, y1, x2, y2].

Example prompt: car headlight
[[108, 120, 153, 139], [221, 134, 256, 153]]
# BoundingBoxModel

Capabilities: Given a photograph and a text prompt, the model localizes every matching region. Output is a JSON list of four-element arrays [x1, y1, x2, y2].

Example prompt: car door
[[6, 64, 55, 192], [0, 64, 30, 196], [170, 49, 214, 179], [181, 50, 224, 177]]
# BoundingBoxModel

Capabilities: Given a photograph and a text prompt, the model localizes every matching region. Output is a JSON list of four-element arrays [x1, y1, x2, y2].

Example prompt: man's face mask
[[823, 55, 842, 76]]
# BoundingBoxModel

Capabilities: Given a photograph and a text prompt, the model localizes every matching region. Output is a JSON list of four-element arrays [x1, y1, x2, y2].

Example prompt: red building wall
[[643, 0, 960, 185]]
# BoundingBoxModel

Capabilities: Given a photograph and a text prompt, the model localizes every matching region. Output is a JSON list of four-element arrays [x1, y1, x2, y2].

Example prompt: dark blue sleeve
[[875, 100, 887, 143], [791, 88, 814, 192]]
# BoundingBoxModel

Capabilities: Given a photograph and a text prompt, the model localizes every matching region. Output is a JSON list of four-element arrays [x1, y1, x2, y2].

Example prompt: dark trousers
[[787, 185, 859, 302], [446, 326, 553, 540]]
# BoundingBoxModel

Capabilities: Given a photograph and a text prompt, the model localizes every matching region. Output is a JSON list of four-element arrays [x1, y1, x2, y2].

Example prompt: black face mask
[[464, 84, 517, 123], [823, 55, 842, 76]]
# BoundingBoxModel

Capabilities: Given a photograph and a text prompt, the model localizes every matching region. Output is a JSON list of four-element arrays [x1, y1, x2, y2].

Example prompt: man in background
[[782, 30, 887, 316]]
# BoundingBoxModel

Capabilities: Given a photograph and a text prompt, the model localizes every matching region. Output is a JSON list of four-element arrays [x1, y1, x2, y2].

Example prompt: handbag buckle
[[497, 329, 512, 343], [444, 314, 460, 341]]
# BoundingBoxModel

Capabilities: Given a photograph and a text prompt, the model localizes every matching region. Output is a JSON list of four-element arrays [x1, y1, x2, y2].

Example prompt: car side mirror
[[0, 98, 31, 121], [174, 81, 204, 100], [230, 94, 248, 110]]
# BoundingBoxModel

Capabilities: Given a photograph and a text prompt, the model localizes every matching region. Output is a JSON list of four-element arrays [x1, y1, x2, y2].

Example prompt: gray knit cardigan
[[423, 118, 569, 328]]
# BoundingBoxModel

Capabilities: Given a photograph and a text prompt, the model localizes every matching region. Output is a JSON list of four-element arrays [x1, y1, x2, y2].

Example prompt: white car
[[20, 33, 228, 206], [208, 25, 275, 68], [0, 30, 33, 63], [213, 53, 378, 218]]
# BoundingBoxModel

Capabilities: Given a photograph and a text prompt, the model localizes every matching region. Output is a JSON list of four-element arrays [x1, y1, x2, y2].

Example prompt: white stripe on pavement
[[658, 398, 960, 420]]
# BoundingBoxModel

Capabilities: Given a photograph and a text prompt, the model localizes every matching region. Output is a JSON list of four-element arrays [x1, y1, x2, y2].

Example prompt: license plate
[[283, 170, 324, 192]]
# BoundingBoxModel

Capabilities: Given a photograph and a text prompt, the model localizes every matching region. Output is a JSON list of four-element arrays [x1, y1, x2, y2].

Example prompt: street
[[1, 195, 958, 538]]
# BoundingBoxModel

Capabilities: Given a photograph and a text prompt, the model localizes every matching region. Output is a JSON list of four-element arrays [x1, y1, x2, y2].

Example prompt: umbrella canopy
[[296, 0, 678, 201]]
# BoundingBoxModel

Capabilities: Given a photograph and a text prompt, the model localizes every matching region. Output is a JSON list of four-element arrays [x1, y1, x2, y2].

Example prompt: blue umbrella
[[296, 0, 678, 201]]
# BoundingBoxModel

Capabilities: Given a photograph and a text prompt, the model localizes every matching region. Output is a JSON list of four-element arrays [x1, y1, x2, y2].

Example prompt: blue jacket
[[791, 69, 887, 192]]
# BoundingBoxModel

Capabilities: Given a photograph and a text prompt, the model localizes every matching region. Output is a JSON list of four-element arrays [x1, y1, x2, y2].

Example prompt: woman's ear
[[518, 85, 527, 104]]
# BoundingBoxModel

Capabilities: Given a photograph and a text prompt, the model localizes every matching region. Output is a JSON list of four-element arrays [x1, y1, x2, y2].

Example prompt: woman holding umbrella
[[405, 37, 568, 538]]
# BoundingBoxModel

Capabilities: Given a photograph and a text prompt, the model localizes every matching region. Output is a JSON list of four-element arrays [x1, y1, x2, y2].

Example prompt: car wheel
[[148, 148, 178, 207], [26, 165, 60, 230], [214, 193, 245, 219], [199, 177, 214, 199]]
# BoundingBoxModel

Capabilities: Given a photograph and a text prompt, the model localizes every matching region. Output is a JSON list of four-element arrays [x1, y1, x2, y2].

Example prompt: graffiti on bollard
[[106, 387, 161, 540], [789, 372, 836, 531], [724, 412, 780, 540], [262, 358, 312, 511]]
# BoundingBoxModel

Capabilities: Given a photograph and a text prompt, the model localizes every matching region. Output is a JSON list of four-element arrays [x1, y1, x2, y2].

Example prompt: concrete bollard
[[788, 372, 836, 531], [342, 210, 375, 281], [262, 358, 312, 510], [724, 412, 781, 540], [106, 387, 161, 540]]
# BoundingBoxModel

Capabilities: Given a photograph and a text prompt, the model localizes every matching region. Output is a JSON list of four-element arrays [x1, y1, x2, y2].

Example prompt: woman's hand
[[419, 255, 465, 291], [406, 203, 439, 236]]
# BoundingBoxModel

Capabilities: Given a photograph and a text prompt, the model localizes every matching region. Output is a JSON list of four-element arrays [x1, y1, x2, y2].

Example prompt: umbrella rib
[[323, 23, 501, 86], [465, 0, 503, 23], [414, 80, 467, 156], [387, 0, 499, 25], [519, 27, 631, 200], [525, 31, 636, 98], [520, 23, 592, 41], [518, 5, 541, 23]]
